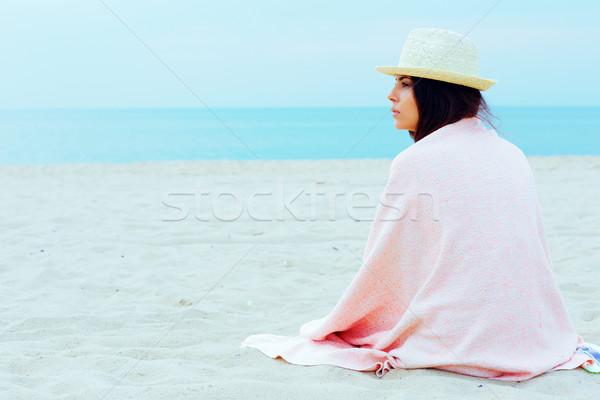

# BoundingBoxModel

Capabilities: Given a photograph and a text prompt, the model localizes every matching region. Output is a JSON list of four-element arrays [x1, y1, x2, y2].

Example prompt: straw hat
[[375, 28, 497, 91]]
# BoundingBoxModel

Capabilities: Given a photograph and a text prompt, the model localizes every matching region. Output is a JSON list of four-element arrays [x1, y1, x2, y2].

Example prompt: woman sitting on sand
[[242, 27, 600, 380]]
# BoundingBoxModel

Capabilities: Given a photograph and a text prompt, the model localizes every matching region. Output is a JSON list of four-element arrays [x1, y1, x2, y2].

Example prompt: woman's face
[[387, 75, 419, 132]]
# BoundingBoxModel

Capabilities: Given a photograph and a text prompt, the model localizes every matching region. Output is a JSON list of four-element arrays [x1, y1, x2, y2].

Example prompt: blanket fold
[[241, 116, 598, 380]]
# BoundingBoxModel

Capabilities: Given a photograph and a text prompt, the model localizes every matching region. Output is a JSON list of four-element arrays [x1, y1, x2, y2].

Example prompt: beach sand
[[1, 156, 599, 399]]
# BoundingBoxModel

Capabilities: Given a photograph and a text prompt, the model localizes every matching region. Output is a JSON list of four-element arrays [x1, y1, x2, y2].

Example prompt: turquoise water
[[0, 106, 598, 165]]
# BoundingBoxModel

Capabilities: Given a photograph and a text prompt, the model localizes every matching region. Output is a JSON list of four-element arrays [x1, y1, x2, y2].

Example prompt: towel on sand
[[241, 116, 598, 380]]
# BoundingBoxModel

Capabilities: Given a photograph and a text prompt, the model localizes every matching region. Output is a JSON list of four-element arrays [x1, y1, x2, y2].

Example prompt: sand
[[1, 156, 599, 399]]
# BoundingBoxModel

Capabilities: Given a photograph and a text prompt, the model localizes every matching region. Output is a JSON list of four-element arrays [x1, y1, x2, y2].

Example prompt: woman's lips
[[392, 111, 400, 117]]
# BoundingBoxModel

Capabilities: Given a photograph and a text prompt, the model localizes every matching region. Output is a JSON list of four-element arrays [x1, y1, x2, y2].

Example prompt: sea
[[0, 106, 598, 165]]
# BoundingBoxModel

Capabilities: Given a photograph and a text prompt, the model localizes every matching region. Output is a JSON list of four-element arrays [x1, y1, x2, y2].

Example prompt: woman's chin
[[394, 121, 408, 130], [394, 121, 415, 131]]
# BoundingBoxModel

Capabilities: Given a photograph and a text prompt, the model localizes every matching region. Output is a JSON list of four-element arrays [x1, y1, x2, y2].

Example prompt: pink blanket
[[241, 116, 598, 380]]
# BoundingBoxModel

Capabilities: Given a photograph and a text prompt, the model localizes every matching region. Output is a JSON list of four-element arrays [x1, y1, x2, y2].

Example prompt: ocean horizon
[[1, 106, 598, 165]]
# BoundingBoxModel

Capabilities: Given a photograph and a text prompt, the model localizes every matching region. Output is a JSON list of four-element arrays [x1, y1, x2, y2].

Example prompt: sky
[[0, 0, 598, 108]]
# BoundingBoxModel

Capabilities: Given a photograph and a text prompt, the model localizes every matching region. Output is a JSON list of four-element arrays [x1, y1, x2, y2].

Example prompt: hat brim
[[374, 66, 497, 91]]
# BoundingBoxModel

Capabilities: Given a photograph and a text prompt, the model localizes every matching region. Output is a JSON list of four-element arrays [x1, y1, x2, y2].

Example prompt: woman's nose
[[387, 89, 397, 102]]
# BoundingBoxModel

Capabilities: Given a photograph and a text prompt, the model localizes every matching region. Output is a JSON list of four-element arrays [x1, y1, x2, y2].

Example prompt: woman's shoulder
[[388, 123, 534, 186]]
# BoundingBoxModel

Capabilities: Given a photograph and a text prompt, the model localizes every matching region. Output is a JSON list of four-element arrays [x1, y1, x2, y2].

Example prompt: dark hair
[[409, 76, 502, 142]]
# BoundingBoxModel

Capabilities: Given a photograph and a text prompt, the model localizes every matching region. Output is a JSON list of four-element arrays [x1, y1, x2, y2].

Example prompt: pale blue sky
[[0, 0, 598, 108]]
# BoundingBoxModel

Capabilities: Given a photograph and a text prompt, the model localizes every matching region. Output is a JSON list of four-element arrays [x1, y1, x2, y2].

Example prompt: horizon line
[[1, 105, 599, 111]]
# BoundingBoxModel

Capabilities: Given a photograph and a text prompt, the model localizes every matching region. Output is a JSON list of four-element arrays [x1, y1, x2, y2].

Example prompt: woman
[[241, 28, 599, 380]]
